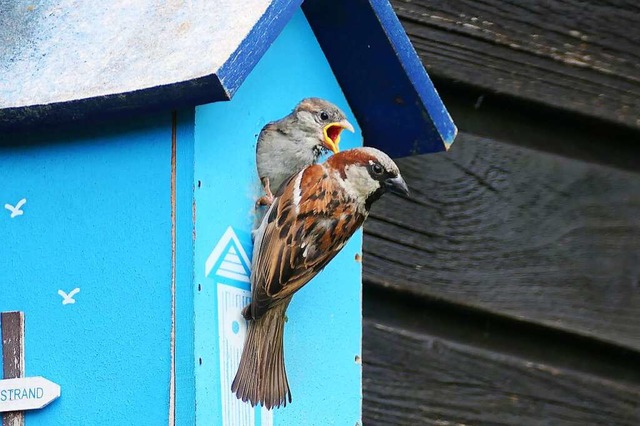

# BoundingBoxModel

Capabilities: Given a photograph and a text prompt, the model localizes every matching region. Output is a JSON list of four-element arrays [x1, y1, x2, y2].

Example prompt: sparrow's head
[[293, 98, 355, 154], [327, 147, 409, 211]]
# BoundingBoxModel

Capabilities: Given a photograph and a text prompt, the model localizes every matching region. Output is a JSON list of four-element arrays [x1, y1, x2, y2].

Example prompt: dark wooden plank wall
[[367, 136, 640, 351], [365, 322, 640, 426], [362, 1, 640, 424], [392, 0, 640, 129]]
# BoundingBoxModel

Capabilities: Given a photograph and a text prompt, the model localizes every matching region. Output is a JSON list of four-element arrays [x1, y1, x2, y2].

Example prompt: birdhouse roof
[[0, 0, 455, 154]]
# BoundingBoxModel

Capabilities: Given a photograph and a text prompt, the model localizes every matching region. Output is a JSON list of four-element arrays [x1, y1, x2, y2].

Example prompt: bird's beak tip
[[343, 120, 355, 133], [385, 175, 409, 196], [323, 120, 355, 153]]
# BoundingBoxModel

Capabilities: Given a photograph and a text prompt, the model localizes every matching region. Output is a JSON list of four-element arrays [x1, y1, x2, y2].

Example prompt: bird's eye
[[371, 163, 384, 176], [319, 111, 329, 121]]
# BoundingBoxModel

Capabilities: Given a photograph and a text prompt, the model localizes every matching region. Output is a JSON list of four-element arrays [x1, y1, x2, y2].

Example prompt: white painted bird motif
[[58, 288, 80, 305], [5, 198, 27, 218]]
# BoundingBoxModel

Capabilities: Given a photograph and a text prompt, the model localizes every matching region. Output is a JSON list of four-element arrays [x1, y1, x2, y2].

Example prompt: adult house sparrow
[[256, 97, 354, 205], [232, 147, 409, 409]]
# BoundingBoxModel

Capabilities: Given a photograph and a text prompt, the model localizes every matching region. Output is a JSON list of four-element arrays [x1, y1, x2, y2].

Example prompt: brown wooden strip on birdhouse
[[2, 311, 25, 426]]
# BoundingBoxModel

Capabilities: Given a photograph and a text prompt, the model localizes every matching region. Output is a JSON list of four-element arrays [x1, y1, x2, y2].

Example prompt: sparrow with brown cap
[[233, 147, 409, 409]]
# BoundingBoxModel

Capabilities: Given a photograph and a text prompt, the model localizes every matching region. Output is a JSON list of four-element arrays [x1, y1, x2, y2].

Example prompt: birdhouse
[[0, 1, 455, 425]]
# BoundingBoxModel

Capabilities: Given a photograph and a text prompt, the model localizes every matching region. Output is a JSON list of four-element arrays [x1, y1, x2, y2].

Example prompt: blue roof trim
[[217, 0, 303, 98], [303, 0, 457, 157], [0, 75, 225, 132]]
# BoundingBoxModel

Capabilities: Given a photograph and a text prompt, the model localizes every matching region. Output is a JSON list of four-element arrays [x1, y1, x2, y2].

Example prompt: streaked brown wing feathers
[[249, 165, 364, 319]]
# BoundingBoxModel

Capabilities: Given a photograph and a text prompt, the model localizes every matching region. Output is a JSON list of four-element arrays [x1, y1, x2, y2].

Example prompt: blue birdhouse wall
[[1, 10, 363, 425], [1, 114, 176, 424], [192, 10, 363, 425]]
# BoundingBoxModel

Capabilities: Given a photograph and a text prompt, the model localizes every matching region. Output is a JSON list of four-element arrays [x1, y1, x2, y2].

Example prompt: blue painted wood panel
[[193, 10, 362, 425], [0, 116, 174, 424]]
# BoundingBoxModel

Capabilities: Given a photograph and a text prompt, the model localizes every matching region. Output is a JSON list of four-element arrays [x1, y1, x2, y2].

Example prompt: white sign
[[205, 227, 272, 426], [0, 376, 60, 412]]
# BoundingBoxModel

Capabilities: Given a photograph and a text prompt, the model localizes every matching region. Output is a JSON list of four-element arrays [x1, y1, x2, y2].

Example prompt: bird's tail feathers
[[231, 301, 291, 410]]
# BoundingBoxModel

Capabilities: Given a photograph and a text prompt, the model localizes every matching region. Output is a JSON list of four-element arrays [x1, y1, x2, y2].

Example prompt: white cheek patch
[[342, 165, 380, 203]]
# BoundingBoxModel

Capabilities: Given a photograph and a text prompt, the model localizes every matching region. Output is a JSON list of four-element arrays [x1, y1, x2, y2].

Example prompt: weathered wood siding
[[363, 1, 640, 424], [364, 320, 640, 426], [391, 0, 640, 129], [367, 135, 640, 351]]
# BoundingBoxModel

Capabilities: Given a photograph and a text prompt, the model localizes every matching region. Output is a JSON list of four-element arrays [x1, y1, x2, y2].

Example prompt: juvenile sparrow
[[256, 97, 354, 205], [232, 147, 409, 409]]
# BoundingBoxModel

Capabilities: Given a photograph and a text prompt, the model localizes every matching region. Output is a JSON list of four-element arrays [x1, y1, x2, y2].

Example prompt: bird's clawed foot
[[256, 177, 275, 207]]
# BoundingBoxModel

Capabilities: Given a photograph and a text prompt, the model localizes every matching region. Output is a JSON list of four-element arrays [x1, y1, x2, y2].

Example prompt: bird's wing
[[15, 199, 26, 209], [57, 290, 67, 297], [249, 164, 365, 319], [4, 204, 13, 211], [68, 288, 80, 297]]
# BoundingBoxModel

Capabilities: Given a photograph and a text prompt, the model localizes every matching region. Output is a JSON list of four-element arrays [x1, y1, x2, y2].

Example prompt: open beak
[[384, 175, 409, 196], [323, 119, 354, 154]]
